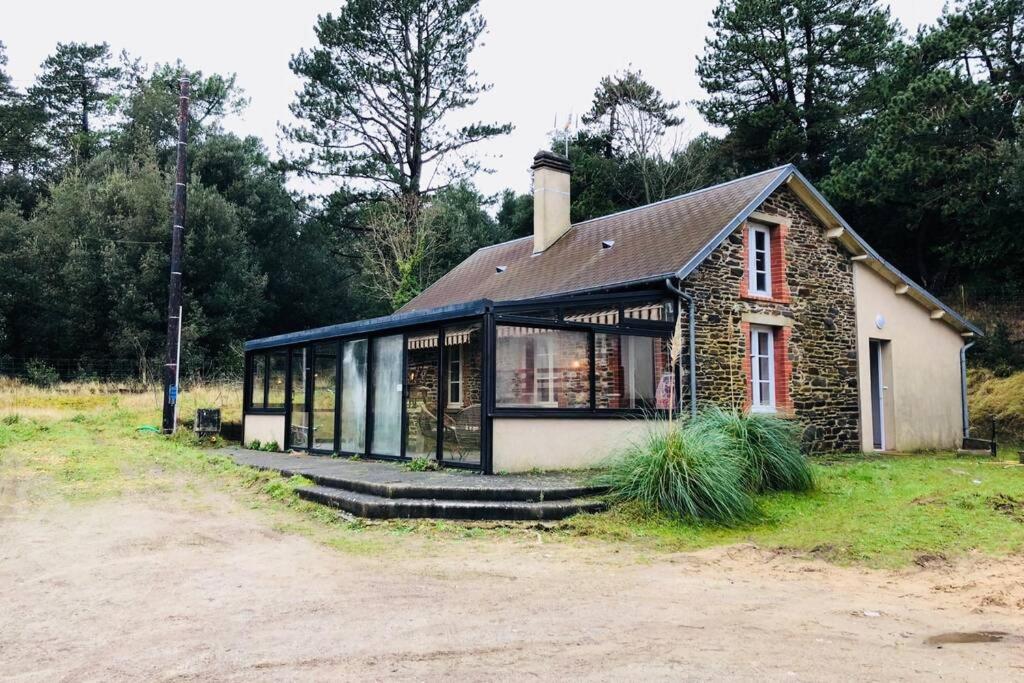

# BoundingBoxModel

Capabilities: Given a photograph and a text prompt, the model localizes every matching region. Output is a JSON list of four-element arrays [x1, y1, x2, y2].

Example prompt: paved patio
[[223, 448, 603, 503]]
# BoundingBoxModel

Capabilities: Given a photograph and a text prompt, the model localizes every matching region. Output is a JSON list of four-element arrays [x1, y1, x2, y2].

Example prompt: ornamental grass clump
[[698, 407, 815, 494], [594, 420, 754, 524], [596, 406, 815, 523]]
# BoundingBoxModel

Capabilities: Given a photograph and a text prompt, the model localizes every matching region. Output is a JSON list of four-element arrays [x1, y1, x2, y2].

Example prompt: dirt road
[[1, 489, 1022, 681]]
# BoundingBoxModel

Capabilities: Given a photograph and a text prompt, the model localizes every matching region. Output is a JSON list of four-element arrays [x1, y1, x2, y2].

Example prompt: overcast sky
[[4, 0, 948, 198]]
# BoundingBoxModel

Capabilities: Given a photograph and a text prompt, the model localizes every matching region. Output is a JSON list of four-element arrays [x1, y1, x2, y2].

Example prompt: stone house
[[242, 152, 980, 473]]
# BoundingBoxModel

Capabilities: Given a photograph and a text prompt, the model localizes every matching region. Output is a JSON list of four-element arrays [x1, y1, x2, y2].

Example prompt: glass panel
[[623, 301, 673, 322], [405, 331, 439, 461], [312, 343, 337, 451], [267, 350, 287, 409], [340, 339, 368, 453], [448, 346, 462, 407], [505, 308, 557, 320], [249, 353, 266, 408], [754, 228, 767, 253], [563, 306, 620, 326], [443, 324, 482, 464], [289, 347, 309, 449], [371, 334, 403, 456], [496, 326, 590, 408], [595, 334, 673, 410]]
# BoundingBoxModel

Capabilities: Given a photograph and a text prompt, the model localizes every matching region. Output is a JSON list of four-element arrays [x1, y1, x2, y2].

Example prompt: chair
[[446, 404, 481, 461]]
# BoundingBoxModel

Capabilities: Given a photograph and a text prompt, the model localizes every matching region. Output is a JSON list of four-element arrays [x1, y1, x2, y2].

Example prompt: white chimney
[[531, 150, 572, 253]]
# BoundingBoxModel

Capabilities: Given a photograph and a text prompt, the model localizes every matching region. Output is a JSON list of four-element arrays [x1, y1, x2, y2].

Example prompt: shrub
[[248, 439, 262, 450], [405, 457, 440, 472], [25, 360, 59, 388], [697, 407, 814, 493], [262, 440, 280, 452], [594, 421, 754, 524]]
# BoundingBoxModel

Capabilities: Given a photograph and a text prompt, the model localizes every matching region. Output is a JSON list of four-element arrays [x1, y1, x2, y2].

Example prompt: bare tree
[[357, 195, 443, 309]]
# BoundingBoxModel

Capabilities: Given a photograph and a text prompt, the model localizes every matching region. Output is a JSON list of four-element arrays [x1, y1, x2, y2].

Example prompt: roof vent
[[602, 240, 615, 249], [496, 265, 507, 273]]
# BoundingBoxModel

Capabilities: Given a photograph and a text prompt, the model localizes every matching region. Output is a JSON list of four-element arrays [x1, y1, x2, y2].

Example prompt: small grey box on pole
[[162, 76, 190, 434]]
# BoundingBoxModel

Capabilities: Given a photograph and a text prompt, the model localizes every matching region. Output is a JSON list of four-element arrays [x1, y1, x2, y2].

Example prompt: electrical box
[[195, 408, 221, 436]]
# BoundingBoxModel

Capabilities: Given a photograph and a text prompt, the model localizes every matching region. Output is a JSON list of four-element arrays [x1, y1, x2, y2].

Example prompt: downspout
[[664, 278, 698, 418], [960, 340, 975, 439]]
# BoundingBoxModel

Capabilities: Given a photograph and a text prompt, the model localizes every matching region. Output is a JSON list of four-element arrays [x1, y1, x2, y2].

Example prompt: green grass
[[4, 382, 1024, 569], [569, 451, 1024, 568]]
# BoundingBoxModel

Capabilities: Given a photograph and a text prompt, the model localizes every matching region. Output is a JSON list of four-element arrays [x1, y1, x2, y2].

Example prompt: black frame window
[[267, 350, 287, 410], [246, 349, 288, 412], [243, 289, 678, 473], [248, 352, 267, 409]]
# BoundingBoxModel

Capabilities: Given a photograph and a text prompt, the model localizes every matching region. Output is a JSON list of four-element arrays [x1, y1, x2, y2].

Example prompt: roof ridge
[[466, 165, 793, 256], [474, 234, 532, 252], [569, 164, 793, 230]]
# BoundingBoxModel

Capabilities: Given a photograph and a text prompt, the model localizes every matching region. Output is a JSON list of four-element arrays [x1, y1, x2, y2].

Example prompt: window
[[405, 331, 440, 460], [447, 344, 462, 408], [495, 326, 590, 409], [289, 347, 309, 449], [748, 223, 772, 296], [267, 350, 287, 409], [594, 334, 674, 410], [312, 343, 337, 451], [340, 339, 368, 453], [443, 324, 481, 464], [533, 337, 555, 404], [563, 306, 620, 325], [248, 353, 267, 408], [370, 334, 403, 456], [624, 300, 673, 323], [750, 325, 775, 412]]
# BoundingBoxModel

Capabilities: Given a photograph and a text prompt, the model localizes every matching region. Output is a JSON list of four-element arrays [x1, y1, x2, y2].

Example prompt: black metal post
[[162, 76, 189, 433], [481, 309, 495, 475]]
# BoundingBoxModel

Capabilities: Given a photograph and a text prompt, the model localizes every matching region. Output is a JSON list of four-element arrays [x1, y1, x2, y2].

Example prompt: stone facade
[[680, 185, 861, 452]]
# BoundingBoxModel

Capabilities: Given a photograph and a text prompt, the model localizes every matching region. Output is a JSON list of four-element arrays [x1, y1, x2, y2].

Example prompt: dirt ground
[[1, 488, 1023, 682]]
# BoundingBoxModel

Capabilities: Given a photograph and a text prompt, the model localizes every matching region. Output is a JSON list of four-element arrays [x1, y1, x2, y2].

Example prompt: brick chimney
[[531, 150, 572, 253]]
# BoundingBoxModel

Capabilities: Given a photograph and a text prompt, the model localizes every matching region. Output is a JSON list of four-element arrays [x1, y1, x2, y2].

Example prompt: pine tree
[[30, 42, 122, 168], [285, 0, 511, 204], [697, 0, 900, 177]]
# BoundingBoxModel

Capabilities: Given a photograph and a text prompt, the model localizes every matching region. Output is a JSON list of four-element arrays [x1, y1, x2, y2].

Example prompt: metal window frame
[[242, 291, 682, 474]]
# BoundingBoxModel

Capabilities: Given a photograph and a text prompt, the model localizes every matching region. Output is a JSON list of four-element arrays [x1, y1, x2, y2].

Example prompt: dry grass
[[0, 377, 243, 425], [968, 369, 1024, 444]]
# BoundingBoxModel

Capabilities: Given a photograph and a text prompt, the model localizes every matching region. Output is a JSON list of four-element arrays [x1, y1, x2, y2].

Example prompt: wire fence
[[0, 357, 242, 387]]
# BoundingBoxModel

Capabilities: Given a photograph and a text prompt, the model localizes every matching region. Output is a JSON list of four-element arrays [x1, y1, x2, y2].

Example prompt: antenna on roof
[[549, 111, 577, 159]]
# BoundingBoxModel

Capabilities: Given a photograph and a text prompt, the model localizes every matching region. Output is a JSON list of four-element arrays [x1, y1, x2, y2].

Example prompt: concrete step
[[230, 452, 601, 502], [296, 485, 606, 521]]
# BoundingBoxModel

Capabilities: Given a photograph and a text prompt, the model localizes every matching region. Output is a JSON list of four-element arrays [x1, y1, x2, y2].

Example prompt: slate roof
[[400, 166, 791, 312]]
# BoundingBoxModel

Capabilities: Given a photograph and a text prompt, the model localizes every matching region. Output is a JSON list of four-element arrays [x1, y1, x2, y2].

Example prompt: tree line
[[1, 0, 1021, 380]]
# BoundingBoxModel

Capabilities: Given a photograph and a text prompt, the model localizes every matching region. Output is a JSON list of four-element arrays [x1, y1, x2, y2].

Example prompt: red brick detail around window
[[773, 326, 793, 414], [739, 221, 792, 304], [740, 321, 752, 411]]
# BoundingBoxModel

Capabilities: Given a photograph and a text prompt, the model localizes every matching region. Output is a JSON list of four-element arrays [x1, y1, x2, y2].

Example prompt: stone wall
[[681, 185, 861, 452]]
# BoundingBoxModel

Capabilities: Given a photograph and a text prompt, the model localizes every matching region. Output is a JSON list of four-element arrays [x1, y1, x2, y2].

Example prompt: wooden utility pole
[[162, 76, 189, 433]]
